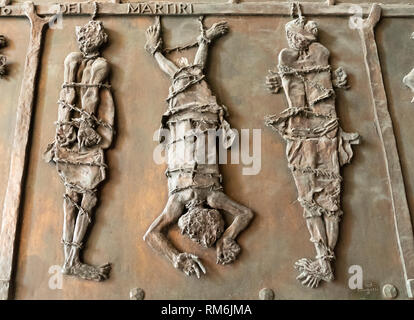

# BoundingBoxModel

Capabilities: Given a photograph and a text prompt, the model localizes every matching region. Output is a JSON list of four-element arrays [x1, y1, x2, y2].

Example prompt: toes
[[194, 266, 201, 279], [296, 271, 307, 280], [194, 258, 206, 275], [302, 275, 311, 286], [311, 277, 320, 288], [98, 263, 111, 276]]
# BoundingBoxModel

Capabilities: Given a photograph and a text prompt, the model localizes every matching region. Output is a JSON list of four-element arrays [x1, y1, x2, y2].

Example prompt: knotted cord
[[91, 1, 98, 20], [290, 1, 303, 19]]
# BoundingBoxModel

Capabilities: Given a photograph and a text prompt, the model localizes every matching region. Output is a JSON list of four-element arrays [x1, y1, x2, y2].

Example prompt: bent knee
[[206, 191, 223, 206], [85, 193, 98, 208], [240, 208, 254, 225], [244, 208, 254, 221]]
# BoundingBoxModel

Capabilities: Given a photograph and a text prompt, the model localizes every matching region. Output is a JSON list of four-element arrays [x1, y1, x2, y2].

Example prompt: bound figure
[[44, 20, 115, 281], [265, 9, 360, 288], [143, 17, 254, 278]]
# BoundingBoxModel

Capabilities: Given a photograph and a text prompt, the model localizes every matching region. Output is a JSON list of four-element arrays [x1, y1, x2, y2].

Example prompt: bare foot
[[294, 258, 334, 288], [66, 262, 111, 281]]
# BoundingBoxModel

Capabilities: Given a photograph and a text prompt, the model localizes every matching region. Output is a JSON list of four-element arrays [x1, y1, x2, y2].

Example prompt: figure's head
[[285, 17, 318, 51], [178, 204, 225, 248], [76, 20, 108, 56]]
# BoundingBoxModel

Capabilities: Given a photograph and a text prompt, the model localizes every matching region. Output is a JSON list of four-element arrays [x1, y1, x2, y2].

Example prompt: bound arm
[[194, 21, 229, 69], [56, 52, 82, 147], [145, 17, 179, 77]]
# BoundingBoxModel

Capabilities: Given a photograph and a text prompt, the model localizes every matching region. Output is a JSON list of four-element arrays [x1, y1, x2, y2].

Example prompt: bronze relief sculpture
[[44, 19, 114, 281], [265, 7, 360, 288], [143, 17, 254, 278]]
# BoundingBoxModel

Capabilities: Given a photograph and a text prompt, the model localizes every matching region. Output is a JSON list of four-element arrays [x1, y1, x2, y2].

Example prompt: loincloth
[[53, 146, 107, 193]]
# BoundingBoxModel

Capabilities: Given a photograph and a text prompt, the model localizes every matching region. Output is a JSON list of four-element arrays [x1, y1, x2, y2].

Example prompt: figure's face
[[76, 20, 108, 56], [285, 18, 318, 51]]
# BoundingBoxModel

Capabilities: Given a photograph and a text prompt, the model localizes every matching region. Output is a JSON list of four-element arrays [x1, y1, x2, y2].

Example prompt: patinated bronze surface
[[0, 0, 413, 300]]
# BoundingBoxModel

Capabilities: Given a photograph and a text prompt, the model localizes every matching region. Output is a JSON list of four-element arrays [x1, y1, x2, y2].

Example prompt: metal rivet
[[259, 288, 275, 300], [382, 284, 398, 299], [130, 288, 145, 300]]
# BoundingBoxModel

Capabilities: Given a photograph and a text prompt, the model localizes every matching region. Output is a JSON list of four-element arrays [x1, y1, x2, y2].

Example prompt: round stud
[[259, 288, 275, 300], [130, 288, 145, 300], [382, 284, 398, 300]]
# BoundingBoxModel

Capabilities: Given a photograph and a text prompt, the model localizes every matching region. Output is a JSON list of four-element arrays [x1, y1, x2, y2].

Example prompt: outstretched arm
[[145, 17, 179, 78], [144, 194, 206, 278], [194, 21, 229, 68], [153, 52, 179, 78]]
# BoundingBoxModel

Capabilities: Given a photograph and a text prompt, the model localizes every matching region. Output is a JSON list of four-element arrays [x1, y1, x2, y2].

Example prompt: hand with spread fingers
[[56, 124, 77, 147], [78, 120, 102, 148], [205, 21, 229, 41], [173, 252, 206, 279], [145, 18, 162, 55], [266, 70, 282, 94]]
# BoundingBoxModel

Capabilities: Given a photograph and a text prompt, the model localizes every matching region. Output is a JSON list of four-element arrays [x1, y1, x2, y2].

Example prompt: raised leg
[[206, 191, 254, 265]]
